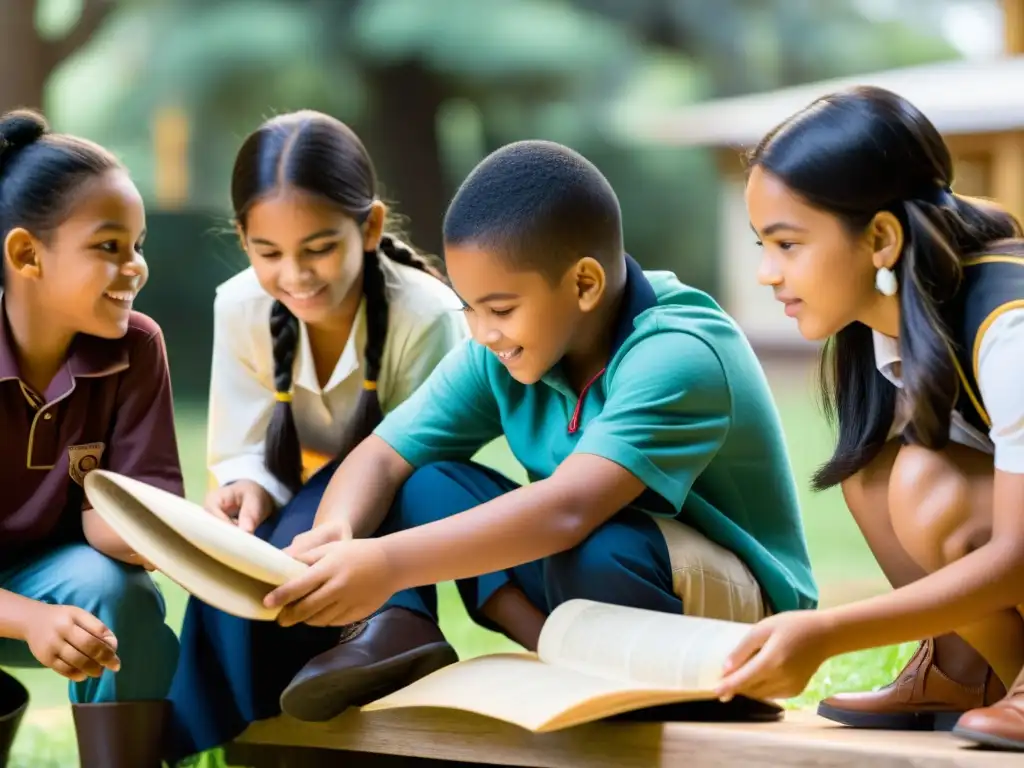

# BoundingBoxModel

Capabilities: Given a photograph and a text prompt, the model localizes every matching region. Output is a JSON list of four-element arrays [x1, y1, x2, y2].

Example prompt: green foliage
[[43, 0, 967, 291], [352, 0, 636, 82]]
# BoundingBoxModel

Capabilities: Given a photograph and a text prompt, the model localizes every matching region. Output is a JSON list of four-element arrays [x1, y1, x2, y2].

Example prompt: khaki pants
[[651, 517, 768, 624]]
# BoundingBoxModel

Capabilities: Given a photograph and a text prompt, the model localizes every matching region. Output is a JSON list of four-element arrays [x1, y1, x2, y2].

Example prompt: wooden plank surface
[[237, 707, 1021, 768]]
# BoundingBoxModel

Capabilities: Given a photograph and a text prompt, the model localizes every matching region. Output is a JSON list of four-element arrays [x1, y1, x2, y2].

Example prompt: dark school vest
[[950, 253, 1024, 434]]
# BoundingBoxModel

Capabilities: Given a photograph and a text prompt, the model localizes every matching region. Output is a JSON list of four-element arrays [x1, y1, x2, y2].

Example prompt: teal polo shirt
[[374, 256, 817, 613]]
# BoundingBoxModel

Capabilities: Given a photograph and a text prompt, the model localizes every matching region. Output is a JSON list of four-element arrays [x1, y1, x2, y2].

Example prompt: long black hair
[[0, 109, 121, 288], [746, 86, 1022, 490], [231, 110, 443, 494]]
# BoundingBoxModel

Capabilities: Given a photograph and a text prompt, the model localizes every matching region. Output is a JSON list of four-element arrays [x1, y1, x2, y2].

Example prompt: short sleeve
[[572, 330, 731, 512], [373, 339, 504, 467], [977, 308, 1024, 474], [206, 294, 294, 506], [381, 309, 469, 414], [104, 326, 185, 497]]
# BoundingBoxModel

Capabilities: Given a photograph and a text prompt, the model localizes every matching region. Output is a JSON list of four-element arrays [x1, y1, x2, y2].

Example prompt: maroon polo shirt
[[0, 304, 185, 558]]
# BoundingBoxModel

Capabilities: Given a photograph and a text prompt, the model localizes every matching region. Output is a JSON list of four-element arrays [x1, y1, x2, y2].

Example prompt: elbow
[[546, 496, 606, 552]]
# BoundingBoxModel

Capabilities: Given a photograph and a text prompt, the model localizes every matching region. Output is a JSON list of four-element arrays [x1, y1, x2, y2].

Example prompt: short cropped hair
[[442, 140, 623, 277]]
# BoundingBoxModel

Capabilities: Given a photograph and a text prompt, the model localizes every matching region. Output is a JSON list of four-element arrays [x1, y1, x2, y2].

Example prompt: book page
[[83, 472, 294, 622], [536, 599, 752, 693], [360, 652, 707, 732]]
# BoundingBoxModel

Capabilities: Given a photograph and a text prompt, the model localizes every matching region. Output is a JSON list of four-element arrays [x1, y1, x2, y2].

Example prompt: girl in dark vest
[[715, 85, 1024, 751]]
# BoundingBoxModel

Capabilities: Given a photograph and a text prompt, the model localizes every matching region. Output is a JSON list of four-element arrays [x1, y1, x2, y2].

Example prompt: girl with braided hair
[[163, 110, 467, 763]]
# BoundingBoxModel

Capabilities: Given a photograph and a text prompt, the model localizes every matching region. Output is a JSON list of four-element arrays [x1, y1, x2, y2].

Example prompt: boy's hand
[[713, 610, 832, 703], [283, 520, 353, 559], [23, 602, 121, 682], [265, 538, 393, 627], [203, 480, 275, 534]]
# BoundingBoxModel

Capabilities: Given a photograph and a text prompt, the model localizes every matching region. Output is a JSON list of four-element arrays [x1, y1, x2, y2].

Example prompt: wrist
[[812, 609, 850, 658], [377, 535, 409, 594], [0, 591, 41, 641]]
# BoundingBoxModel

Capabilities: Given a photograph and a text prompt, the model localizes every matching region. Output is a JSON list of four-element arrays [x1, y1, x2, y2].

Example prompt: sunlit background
[[1, 1, 1021, 765]]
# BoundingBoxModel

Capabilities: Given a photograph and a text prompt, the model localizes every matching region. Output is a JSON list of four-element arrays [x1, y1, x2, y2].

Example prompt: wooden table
[[228, 707, 1021, 768]]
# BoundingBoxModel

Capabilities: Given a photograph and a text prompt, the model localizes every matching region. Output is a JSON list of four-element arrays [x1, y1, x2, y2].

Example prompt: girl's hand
[[714, 610, 834, 702], [265, 538, 394, 627], [23, 602, 121, 683], [203, 480, 275, 534]]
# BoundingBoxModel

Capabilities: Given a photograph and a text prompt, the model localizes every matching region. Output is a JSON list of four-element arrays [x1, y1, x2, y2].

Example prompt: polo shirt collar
[[541, 254, 658, 400], [612, 254, 658, 356], [293, 299, 364, 394], [0, 292, 130, 391]]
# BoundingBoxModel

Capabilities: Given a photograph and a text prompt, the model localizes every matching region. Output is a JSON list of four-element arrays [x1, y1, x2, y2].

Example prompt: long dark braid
[[265, 301, 303, 492], [333, 234, 441, 460]]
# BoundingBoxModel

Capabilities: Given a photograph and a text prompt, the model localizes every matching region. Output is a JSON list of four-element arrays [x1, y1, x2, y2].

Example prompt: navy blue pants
[[380, 461, 681, 634], [163, 460, 679, 763], [163, 463, 342, 764]]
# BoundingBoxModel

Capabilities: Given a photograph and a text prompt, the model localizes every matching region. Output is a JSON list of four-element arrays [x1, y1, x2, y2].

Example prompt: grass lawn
[[4, 359, 915, 767]]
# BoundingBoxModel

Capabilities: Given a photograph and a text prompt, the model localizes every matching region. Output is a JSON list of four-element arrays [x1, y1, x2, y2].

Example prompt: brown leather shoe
[[279, 607, 458, 722], [952, 666, 1024, 750], [817, 639, 1005, 731], [0, 670, 29, 768], [71, 700, 168, 768]]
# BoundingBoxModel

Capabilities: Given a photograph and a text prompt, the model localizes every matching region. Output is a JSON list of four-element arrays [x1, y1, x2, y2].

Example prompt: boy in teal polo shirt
[[264, 140, 818, 722]]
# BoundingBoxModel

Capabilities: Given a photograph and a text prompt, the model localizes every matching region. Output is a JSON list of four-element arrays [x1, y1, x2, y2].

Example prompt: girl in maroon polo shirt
[[0, 109, 180, 768]]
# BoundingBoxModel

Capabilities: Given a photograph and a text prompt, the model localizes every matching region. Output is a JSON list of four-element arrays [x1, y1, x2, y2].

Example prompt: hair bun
[[0, 109, 49, 166]]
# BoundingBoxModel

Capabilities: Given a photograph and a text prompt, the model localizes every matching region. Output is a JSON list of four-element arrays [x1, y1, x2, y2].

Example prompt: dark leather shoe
[[817, 639, 1005, 731], [279, 607, 458, 722], [0, 670, 29, 768], [71, 700, 168, 768], [953, 666, 1024, 751]]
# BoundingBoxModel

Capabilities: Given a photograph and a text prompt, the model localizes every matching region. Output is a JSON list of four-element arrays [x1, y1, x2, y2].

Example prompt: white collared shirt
[[873, 307, 1024, 473], [207, 259, 469, 505]]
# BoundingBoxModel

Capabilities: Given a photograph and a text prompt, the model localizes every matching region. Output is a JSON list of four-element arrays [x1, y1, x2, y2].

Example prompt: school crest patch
[[68, 442, 105, 486]]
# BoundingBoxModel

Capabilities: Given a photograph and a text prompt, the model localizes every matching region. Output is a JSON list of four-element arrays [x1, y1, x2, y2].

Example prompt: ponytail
[[262, 234, 445, 492]]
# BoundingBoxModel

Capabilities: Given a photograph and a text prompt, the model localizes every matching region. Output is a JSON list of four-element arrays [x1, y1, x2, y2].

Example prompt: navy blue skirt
[[163, 462, 341, 764]]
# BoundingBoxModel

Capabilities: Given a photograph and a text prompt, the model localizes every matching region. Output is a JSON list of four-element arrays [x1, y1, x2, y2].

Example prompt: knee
[[545, 523, 639, 603], [889, 444, 991, 572], [64, 547, 169, 637], [841, 440, 900, 525], [385, 461, 479, 533]]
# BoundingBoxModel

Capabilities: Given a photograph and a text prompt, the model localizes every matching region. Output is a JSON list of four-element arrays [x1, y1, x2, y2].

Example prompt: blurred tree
[[0, 0, 114, 115], [37, 0, 966, 294], [578, 0, 959, 97]]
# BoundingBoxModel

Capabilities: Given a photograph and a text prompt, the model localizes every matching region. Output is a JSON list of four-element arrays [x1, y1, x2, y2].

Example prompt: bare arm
[[82, 506, 150, 567], [381, 454, 645, 590], [312, 436, 416, 538]]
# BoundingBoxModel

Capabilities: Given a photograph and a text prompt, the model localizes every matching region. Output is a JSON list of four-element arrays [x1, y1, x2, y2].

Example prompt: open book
[[362, 599, 781, 732], [82, 470, 308, 621]]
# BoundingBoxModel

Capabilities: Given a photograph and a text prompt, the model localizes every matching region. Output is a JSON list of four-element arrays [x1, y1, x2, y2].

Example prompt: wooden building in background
[[624, 0, 1024, 351]]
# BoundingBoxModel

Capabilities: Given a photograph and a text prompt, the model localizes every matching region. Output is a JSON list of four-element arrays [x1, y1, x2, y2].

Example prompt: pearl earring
[[875, 266, 898, 297]]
